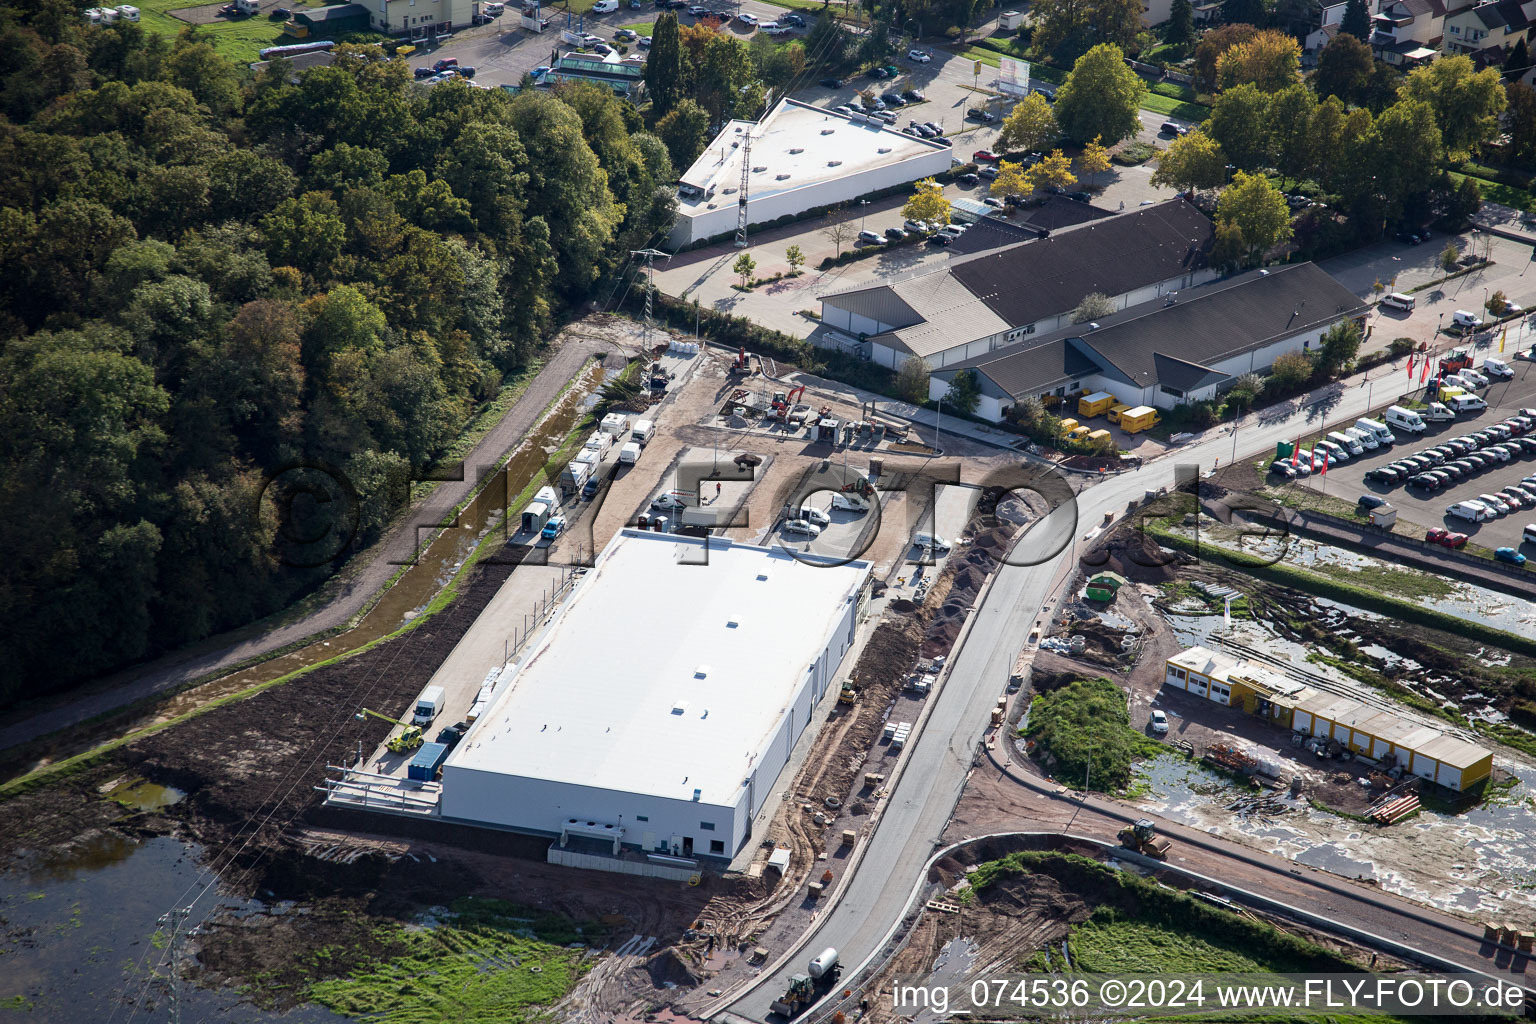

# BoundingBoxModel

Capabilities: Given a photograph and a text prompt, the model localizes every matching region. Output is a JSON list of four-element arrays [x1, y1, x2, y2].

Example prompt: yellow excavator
[[355, 708, 424, 754]]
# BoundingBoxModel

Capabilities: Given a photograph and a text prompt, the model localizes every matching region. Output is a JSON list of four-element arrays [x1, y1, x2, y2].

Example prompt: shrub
[[1270, 350, 1314, 390], [1113, 141, 1157, 165], [1389, 337, 1416, 357]]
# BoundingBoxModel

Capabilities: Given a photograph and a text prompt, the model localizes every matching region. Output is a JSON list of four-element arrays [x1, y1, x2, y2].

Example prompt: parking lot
[[1288, 364, 1536, 550]]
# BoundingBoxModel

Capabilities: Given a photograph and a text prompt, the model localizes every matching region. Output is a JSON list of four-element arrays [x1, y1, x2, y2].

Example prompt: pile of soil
[[1059, 616, 1132, 667], [1080, 521, 1186, 584]]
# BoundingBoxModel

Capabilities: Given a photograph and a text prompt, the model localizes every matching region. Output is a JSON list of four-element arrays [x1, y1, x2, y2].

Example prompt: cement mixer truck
[[769, 948, 840, 1017]]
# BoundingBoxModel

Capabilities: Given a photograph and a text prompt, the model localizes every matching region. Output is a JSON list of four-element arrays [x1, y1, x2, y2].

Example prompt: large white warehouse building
[[440, 530, 871, 861], [669, 97, 954, 247]]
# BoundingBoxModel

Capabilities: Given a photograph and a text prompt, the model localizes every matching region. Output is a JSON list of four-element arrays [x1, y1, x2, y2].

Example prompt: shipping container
[[408, 742, 449, 781]]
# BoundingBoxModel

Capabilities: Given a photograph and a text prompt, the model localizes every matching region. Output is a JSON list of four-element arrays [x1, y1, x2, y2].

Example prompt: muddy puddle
[[1133, 753, 1536, 918], [106, 778, 185, 811], [0, 835, 345, 1022]]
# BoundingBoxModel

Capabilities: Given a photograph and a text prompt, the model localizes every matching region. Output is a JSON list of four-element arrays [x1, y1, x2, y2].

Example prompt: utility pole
[[631, 248, 669, 352], [157, 904, 192, 1024]]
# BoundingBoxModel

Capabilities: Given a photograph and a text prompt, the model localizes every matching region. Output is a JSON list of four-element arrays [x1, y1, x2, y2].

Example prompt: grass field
[[128, 0, 329, 62], [1448, 169, 1535, 213], [305, 898, 591, 1024], [1021, 677, 1163, 791], [957, 45, 1206, 121]]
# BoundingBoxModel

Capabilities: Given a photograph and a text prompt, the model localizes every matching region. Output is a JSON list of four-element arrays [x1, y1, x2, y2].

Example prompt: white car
[[908, 48, 931, 62], [1483, 358, 1515, 379], [782, 518, 821, 537], [737, 11, 758, 25], [1447, 500, 1492, 521], [798, 506, 832, 526], [1453, 309, 1485, 329], [1478, 493, 1512, 514], [651, 493, 687, 511], [1149, 710, 1169, 735], [856, 229, 885, 245]]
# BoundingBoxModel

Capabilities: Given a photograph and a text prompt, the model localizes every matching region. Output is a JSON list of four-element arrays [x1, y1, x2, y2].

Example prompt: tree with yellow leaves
[[1077, 135, 1111, 186], [1033, 149, 1078, 192], [901, 178, 952, 226], [1216, 29, 1301, 92], [990, 159, 1036, 199]]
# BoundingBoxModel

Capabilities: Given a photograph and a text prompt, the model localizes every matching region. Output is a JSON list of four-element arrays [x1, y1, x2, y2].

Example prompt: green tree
[[1150, 129, 1229, 192], [733, 251, 757, 287], [1033, 149, 1078, 190], [1439, 242, 1460, 273], [998, 92, 1059, 154], [1340, 0, 1370, 39], [1507, 82, 1536, 165], [1362, 99, 1442, 214], [1224, 0, 1267, 27], [1166, 0, 1196, 47], [1269, 350, 1314, 389], [1267, 84, 1317, 186], [261, 191, 346, 279], [1215, 170, 1292, 263], [1207, 82, 1272, 171], [645, 12, 684, 114], [895, 355, 932, 403], [944, 369, 981, 414], [786, 244, 805, 272], [1216, 28, 1300, 91], [990, 159, 1036, 198], [1032, 0, 1144, 60], [1399, 55, 1507, 161], [1312, 33, 1373, 105], [1053, 43, 1146, 145], [162, 39, 241, 116], [1077, 135, 1112, 184], [1315, 320, 1361, 376], [1504, 38, 1530, 74]]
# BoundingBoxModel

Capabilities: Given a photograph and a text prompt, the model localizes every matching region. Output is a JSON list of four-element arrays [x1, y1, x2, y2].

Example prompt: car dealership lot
[[1286, 378, 1536, 550]]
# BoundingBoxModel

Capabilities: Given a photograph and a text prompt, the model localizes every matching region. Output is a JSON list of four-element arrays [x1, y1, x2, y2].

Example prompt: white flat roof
[[677, 98, 949, 216], [447, 531, 870, 805]]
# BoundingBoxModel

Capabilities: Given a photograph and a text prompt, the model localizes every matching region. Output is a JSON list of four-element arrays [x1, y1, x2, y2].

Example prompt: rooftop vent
[[1088, 322, 1101, 330], [727, 613, 741, 627], [788, 147, 804, 154], [692, 788, 702, 801], [1259, 268, 1270, 276], [821, 128, 835, 135], [694, 665, 711, 678], [877, 147, 892, 154], [672, 701, 689, 715], [776, 173, 790, 180], [756, 568, 771, 581], [827, 160, 842, 166], [752, 165, 767, 172]]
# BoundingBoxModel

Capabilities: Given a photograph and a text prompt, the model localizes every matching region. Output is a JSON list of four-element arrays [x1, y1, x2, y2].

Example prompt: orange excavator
[[771, 384, 807, 420], [730, 345, 751, 376]]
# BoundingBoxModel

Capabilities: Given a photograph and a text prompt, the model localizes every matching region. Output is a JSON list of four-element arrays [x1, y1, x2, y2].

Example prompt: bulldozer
[[1118, 818, 1171, 859], [770, 975, 816, 1018], [356, 707, 424, 754]]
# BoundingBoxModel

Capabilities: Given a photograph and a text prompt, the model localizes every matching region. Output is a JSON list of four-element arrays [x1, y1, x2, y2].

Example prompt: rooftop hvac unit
[[788, 147, 804, 154], [877, 147, 891, 153], [827, 160, 842, 166], [723, 187, 736, 194], [776, 173, 790, 180], [752, 165, 766, 172], [821, 128, 835, 135]]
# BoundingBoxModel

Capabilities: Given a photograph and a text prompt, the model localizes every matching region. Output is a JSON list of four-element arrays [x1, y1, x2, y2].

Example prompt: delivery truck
[[618, 441, 643, 465], [1077, 391, 1115, 418], [631, 419, 655, 445], [412, 685, 445, 725]]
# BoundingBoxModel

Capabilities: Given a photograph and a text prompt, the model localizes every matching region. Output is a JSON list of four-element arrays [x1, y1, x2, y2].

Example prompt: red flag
[[1291, 441, 1299, 467], [1420, 358, 1430, 383], [1320, 451, 1328, 476], [1310, 447, 1317, 472], [1406, 355, 1414, 378]]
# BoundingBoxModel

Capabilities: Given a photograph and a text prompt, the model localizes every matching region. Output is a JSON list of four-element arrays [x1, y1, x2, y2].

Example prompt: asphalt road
[[719, 362, 1495, 1021]]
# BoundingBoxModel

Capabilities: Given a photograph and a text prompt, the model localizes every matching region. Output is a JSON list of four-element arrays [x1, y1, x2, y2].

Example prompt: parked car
[[782, 518, 821, 537], [957, 171, 979, 185], [1358, 495, 1388, 510], [1409, 472, 1442, 491], [686, 4, 708, 13], [592, 42, 613, 53], [908, 47, 931, 62], [615, 27, 637, 39], [857, 229, 885, 245], [651, 493, 687, 511], [798, 506, 832, 526], [1497, 547, 1528, 566], [1453, 309, 1486, 329], [982, 196, 1006, 209], [820, 76, 843, 88], [923, 120, 942, 134], [457, 66, 476, 78], [903, 88, 925, 101], [531, 65, 551, 77], [541, 515, 566, 540], [414, 66, 436, 78], [1478, 493, 1513, 514], [433, 57, 459, 70], [867, 64, 890, 78], [638, 34, 651, 46], [1271, 461, 1297, 480], [1159, 120, 1184, 135], [1067, 191, 1093, 203], [973, 149, 1000, 162], [783, 12, 806, 25], [903, 218, 931, 233], [978, 165, 999, 179], [884, 226, 907, 240], [1149, 710, 1169, 734], [737, 11, 758, 24], [928, 232, 953, 246], [1425, 527, 1468, 547], [883, 92, 906, 106], [966, 108, 995, 122]]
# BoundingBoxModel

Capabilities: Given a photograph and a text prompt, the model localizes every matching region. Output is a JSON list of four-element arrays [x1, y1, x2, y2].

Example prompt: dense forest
[[0, 9, 678, 707]]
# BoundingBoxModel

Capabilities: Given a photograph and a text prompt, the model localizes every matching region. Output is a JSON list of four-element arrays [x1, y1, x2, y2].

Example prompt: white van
[[1345, 427, 1379, 450], [618, 441, 642, 465], [483, 1, 504, 11], [1459, 368, 1490, 388], [413, 685, 446, 725], [1385, 405, 1427, 434], [1524, 523, 1536, 544], [592, 0, 618, 10], [1328, 430, 1363, 455], [1422, 402, 1456, 422], [914, 532, 951, 552], [1482, 357, 1515, 379], [1355, 417, 1395, 444], [631, 418, 655, 445], [1447, 500, 1493, 522], [1450, 394, 1488, 412], [1453, 309, 1485, 329], [1381, 292, 1415, 312]]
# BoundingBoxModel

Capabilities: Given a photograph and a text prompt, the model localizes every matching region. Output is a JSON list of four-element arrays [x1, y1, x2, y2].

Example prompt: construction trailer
[[1164, 647, 1493, 791]]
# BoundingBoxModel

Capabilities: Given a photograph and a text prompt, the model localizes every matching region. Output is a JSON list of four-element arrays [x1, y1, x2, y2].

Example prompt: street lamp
[[860, 199, 869, 231]]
